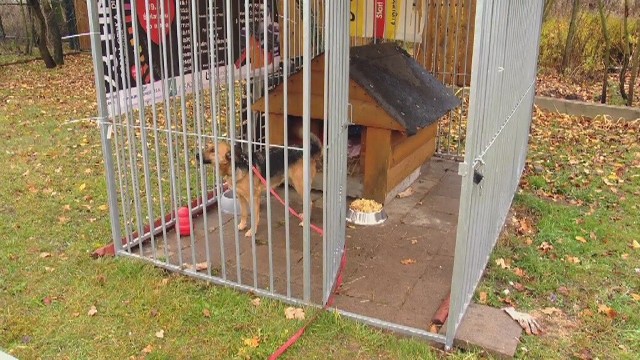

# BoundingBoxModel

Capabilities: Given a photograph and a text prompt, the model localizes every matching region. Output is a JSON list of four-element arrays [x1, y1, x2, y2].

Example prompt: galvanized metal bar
[[302, 0, 313, 302], [87, 0, 122, 253], [132, 0, 158, 261], [283, 0, 292, 298], [224, 0, 243, 284], [205, 0, 228, 280]]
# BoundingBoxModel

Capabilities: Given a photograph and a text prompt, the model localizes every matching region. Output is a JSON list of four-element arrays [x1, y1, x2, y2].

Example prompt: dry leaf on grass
[[541, 307, 563, 316], [630, 240, 640, 249], [575, 236, 587, 243], [284, 307, 305, 320], [513, 268, 526, 277], [142, 345, 153, 354], [411, 239, 418, 245], [243, 336, 260, 348], [479, 292, 488, 304], [400, 258, 416, 265], [43, 297, 52, 306], [251, 298, 261, 307], [495, 258, 510, 269], [98, 204, 108, 211], [538, 242, 554, 253], [503, 306, 543, 335], [630, 293, 640, 301], [79, 183, 86, 191], [597, 304, 618, 319], [155, 329, 165, 339], [39, 252, 51, 258], [566, 256, 581, 264], [203, 309, 211, 318], [87, 305, 98, 316], [44, 266, 55, 272]]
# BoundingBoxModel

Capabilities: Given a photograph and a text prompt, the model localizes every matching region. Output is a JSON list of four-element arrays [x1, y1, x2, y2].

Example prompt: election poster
[[350, 0, 425, 43], [97, 0, 281, 116]]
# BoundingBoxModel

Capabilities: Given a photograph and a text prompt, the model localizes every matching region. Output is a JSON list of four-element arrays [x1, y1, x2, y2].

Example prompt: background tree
[[561, 0, 581, 74], [619, 0, 631, 101], [19, 0, 33, 55], [597, 0, 611, 103], [26, 0, 56, 68], [627, 17, 640, 106], [41, 0, 63, 65]]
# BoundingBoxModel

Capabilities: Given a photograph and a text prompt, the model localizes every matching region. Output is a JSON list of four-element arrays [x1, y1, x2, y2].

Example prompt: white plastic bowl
[[219, 189, 241, 215]]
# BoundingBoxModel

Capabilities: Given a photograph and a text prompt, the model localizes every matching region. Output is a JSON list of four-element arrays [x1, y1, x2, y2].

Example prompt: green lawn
[[1, 55, 639, 359]]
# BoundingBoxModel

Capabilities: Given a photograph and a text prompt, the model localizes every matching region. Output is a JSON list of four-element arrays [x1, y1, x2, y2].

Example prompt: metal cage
[[87, 0, 543, 350]]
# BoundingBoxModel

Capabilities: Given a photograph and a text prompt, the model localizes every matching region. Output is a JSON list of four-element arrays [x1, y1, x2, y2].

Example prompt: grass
[[1, 54, 640, 359]]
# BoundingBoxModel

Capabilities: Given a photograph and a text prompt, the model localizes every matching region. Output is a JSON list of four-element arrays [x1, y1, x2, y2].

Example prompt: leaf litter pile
[[477, 107, 640, 358]]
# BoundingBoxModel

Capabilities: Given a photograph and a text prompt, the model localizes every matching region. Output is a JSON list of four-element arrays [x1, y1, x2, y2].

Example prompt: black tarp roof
[[349, 43, 461, 136]]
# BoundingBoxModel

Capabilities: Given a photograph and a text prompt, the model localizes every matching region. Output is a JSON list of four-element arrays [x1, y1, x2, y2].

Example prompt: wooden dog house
[[252, 43, 460, 203]]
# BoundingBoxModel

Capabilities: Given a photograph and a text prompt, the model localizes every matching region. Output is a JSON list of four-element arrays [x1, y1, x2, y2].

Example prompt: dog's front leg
[[237, 194, 249, 231], [244, 193, 261, 238]]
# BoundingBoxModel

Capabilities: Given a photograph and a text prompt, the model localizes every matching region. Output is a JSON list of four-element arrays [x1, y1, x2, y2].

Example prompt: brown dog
[[197, 119, 322, 237]]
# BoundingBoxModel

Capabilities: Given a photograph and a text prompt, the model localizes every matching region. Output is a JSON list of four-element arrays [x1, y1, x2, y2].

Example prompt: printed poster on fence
[[350, 0, 425, 42], [97, 0, 281, 116]]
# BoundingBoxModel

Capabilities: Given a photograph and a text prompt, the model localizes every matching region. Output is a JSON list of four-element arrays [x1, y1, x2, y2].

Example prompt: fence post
[[86, 0, 123, 252]]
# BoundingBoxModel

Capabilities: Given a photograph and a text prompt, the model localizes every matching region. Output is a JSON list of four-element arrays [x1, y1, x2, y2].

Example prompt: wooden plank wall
[[414, 0, 476, 87], [74, 0, 91, 51]]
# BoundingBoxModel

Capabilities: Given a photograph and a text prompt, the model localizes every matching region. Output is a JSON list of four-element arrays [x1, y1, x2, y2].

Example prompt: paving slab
[[445, 303, 523, 359]]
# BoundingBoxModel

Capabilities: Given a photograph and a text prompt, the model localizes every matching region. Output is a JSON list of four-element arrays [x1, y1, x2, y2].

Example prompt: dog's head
[[196, 141, 232, 166]]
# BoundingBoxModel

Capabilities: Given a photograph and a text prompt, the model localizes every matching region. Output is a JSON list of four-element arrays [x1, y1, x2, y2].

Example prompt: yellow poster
[[350, 0, 423, 42]]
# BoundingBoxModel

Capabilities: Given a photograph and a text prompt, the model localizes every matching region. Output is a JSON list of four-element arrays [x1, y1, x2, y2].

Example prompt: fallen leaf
[[495, 258, 510, 269], [243, 336, 260, 348], [87, 305, 98, 316], [58, 216, 69, 224], [538, 242, 554, 253], [79, 183, 86, 191], [575, 236, 587, 243], [98, 204, 108, 211], [251, 298, 261, 307], [142, 344, 153, 354], [284, 307, 305, 320], [478, 291, 488, 304], [541, 307, 562, 315], [411, 239, 418, 245], [62, 204, 71, 211], [589, 232, 597, 241], [39, 252, 51, 258], [396, 187, 414, 198], [631, 240, 640, 249], [44, 267, 55, 272], [400, 258, 416, 265], [630, 293, 640, 301], [155, 329, 165, 338], [558, 286, 570, 296], [597, 304, 617, 319], [203, 308, 211, 318], [503, 306, 543, 335], [72, 312, 80, 317], [579, 309, 594, 318], [513, 268, 526, 277], [161, 278, 169, 286], [566, 256, 581, 264], [513, 283, 525, 292], [43, 297, 52, 306], [150, 308, 159, 317], [621, 253, 629, 260]]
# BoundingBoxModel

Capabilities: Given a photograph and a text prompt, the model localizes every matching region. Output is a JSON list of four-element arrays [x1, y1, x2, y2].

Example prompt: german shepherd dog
[[196, 117, 322, 237]]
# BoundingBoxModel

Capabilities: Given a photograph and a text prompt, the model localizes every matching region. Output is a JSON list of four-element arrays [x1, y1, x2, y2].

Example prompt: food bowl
[[218, 189, 241, 215], [346, 198, 387, 226]]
